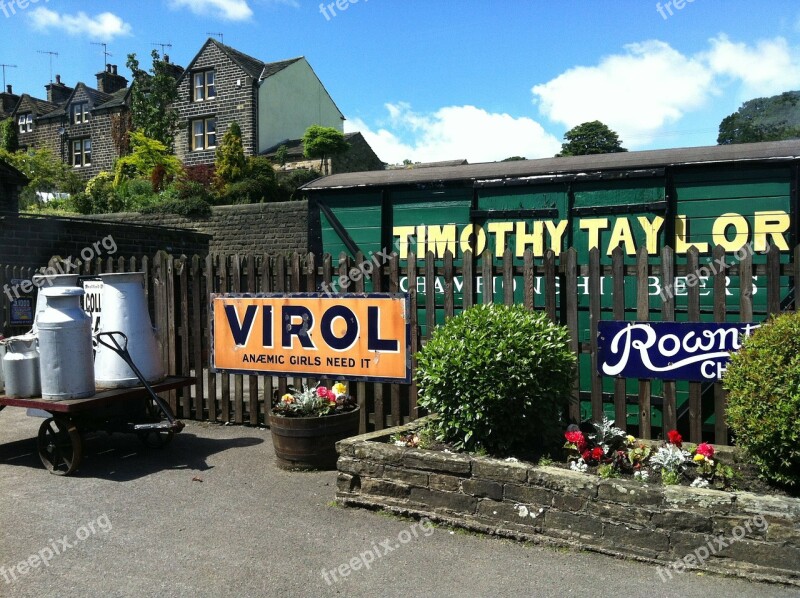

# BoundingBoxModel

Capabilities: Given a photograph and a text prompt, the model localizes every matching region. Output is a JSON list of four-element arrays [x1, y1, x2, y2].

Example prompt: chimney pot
[[56, 74, 61, 84], [112, 65, 118, 75], [164, 55, 170, 64], [5, 85, 11, 94]]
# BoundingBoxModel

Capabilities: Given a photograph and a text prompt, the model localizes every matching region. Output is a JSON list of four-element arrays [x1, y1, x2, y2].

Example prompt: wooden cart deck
[[0, 376, 195, 412]]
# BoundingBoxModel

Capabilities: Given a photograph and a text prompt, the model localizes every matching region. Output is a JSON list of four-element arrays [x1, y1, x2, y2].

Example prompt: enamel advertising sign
[[211, 293, 411, 382], [597, 321, 761, 382]]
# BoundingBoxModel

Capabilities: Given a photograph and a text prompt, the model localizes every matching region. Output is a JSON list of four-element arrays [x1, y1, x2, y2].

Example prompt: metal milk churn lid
[[37, 287, 96, 400], [2, 334, 41, 398], [31, 274, 80, 334], [94, 272, 165, 388]]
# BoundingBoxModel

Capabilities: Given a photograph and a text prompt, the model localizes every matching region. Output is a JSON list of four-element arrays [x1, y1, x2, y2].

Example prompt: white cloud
[[28, 8, 132, 41], [532, 40, 714, 148], [705, 35, 800, 97], [346, 103, 561, 165], [169, 0, 254, 21], [532, 36, 800, 148]]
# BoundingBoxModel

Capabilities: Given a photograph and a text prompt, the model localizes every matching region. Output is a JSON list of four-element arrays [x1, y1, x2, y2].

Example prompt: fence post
[[611, 247, 627, 431], [636, 245, 651, 439], [589, 247, 603, 423], [712, 244, 728, 445], [687, 247, 702, 444], [661, 246, 677, 434]]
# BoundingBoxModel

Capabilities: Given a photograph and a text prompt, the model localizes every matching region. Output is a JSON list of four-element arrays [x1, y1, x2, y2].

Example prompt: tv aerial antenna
[[206, 32, 224, 44], [152, 42, 173, 56], [91, 42, 113, 69], [0, 63, 17, 90], [37, 51, 59, 82]]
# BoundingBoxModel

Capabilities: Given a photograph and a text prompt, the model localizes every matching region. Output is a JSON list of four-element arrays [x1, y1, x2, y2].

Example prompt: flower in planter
[[667, 430, 683, 447], [695, 442, 715, 460], [271, 382, 357, 417]]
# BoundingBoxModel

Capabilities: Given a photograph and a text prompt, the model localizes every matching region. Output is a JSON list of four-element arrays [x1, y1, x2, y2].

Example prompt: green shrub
[[416, 304, 575, 456], [724, 312, 800, 487], [85, 172, 124, 213]]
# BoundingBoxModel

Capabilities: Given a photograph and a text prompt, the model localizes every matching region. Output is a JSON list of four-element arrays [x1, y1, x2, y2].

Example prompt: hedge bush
[[724, 312, 800, 487], [416, 304, 575, 456]]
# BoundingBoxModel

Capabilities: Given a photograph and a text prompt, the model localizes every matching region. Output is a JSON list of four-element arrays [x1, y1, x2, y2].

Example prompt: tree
[[556, 121, 627, 157], [214, 121, 247, 190], [302, 125, 349, 175], [274, 144, 289, 168], [717, 91, 800, 145], [113, 131, 183, 189], [0, 118, 18, 152], [127, 50, 180, 150], [0, 147, 83, 209], [501, 156, 526, 162]]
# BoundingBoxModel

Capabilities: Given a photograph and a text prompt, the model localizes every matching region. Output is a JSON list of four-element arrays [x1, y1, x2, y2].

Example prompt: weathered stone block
[[462, 479, 503, 501], [603, 522, 669, 556], [337, 456, 384, 478], [735, 492, 800, 520], [360, 478, 410, 499], [551, 491, 587, 513], [543, 510, 603, 541], [528, 466, 597, 499], [504, 484, 553, 506], [409, 488, 478, 514], [476, 499, 544, 530], [336, 473, 358, 493], [384, 466, 428, 488], [471, 458, 529, 483], [720, 538, 800, 571], [711, 515, 768, 539], [403, 449, 472, 475], [597, 479, 664, 508], [651, 509, 711, 533], [429, 473, 461, 492], [663, 486, 734, 514], [586, 501, 652, 526], [765, 519, 800, 546], [354, 442, 404, 465]]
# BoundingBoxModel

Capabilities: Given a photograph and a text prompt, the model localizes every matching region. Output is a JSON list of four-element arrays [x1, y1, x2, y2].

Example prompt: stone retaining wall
[[336, 418, 800, 586]]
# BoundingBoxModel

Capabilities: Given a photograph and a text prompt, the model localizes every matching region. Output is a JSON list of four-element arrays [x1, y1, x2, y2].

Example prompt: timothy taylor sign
[[211, 293, 411, 382]]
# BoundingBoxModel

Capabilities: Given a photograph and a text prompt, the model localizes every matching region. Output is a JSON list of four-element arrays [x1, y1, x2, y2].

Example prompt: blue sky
[[2, 0, 800, 163]]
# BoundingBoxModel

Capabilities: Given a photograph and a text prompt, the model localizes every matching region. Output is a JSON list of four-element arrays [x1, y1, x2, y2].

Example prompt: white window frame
[[18, 113, 32, 133], [193, 71, 216, 102], [191, 117, 216, 151], [71, 103, 90, 124], [72, 138, 92, 167]]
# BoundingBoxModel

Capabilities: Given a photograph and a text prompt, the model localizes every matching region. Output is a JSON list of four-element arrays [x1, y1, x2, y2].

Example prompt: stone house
[[10, 67, 133, 180], [173, 38, 349, 169]]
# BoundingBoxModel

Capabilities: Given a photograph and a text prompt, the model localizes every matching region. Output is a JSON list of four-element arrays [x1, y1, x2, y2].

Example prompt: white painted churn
[[93, 272, 165, 388], [37, 287, 96, 400], [31, 274, 80, 334], [2, 334, 41, 398]]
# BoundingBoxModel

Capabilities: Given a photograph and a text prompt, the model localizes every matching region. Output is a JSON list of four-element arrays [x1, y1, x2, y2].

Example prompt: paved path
[[0, 408, 796, 598]]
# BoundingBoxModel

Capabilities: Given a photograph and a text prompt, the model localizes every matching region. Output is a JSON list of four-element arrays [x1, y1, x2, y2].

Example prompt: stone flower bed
[[335, 417, 800, 587]]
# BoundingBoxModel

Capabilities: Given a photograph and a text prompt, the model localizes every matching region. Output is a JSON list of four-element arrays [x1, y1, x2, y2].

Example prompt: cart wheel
[[137, 428, 175, 449], [37, 417, 83, 476]]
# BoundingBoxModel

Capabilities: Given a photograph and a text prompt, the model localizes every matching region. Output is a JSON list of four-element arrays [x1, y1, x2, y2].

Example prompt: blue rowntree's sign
[[597, 321, 761, 382]]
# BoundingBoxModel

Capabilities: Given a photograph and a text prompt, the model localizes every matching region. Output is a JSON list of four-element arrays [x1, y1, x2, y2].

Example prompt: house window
[[71, 103, 90, 124], [72, 138, 92, 167], [191, 117, 216, 151], [18, 113, 32, 133], [193, 71, 216, 102]]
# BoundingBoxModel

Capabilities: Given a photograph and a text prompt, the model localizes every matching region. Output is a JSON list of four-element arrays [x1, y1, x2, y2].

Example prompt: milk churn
[[37, 287, 95, 400], [94, 272, 165, 388], [31, 274, 80, 334], [2, 334, 41, 398]]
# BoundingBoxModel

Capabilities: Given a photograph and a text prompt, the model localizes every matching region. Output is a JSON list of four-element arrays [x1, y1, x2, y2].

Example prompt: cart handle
[[95, 331, 129, 354]]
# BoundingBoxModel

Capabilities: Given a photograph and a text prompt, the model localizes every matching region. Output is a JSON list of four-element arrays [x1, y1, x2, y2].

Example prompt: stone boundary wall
[[336, 419, 800, 587], [0, 213, 210, 268], [80, 201, 309, 256]]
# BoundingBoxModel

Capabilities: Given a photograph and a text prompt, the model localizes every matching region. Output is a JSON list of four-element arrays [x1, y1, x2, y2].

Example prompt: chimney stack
[[46, 74, 73, 105], [5, 85, 11, 94], [96, 65, 128, 94]]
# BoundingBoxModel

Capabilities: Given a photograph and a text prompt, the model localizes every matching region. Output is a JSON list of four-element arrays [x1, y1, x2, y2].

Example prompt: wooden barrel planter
[[269, 407, 360, 470]]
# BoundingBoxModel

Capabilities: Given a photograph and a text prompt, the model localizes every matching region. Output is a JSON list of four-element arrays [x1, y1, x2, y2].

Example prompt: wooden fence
[[1, 243, 794, 445]]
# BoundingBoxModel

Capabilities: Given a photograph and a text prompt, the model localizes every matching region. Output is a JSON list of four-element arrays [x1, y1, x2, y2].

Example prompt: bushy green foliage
[[1, 148, 83, 209], [0, 118, 18, 152], [556, 121, 627, 157], [416, 304, 575, 455], [85, 172, 124, 213], [724, 312, 800, 487], [278, 167, 321, 200], [113, 131, 183, 188], [127, 50, 179, 149], [220, 156, 279, 204], [214, 121, 246, 189], [302, 125, 349, 174], [718, 91, 800, 145]]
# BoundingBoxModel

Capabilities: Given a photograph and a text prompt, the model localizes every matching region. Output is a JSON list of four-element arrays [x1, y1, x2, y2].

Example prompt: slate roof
[[263, 131, 360, 159], [302, 139, 800, 190], [178, 39, 304, 85], [14, 94, 59, 116], [38, 82, 121, 119]]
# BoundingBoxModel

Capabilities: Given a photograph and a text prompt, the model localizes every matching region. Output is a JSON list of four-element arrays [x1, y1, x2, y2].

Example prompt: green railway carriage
[[302, 140, 800, 436]]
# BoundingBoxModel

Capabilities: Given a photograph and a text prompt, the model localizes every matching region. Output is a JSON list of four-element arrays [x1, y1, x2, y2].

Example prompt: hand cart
[[0, 332, 193, 476]]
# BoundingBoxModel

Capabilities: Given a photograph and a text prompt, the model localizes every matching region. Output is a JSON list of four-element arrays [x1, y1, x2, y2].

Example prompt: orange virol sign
[[211, 293, 411, 382]]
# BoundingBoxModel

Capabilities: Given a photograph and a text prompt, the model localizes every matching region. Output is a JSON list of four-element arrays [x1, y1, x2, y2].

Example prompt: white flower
[[570, 458, 588, 473], [690, 478, 710, 489], [633, 470, 650, 482], [517, 505, 529, 518]]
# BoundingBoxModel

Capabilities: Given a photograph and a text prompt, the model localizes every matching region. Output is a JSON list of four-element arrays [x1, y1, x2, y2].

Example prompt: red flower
[[565, 431, 587, 452], [316, 387, 330, 399], [581, 449, 591, 461], [696, 442, 715, 459], [667, 430, 683, 447], [591, 447, 604, 462]]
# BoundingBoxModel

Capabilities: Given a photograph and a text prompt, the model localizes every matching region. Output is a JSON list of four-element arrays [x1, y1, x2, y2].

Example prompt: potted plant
[[268, 382, 359, 470]]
